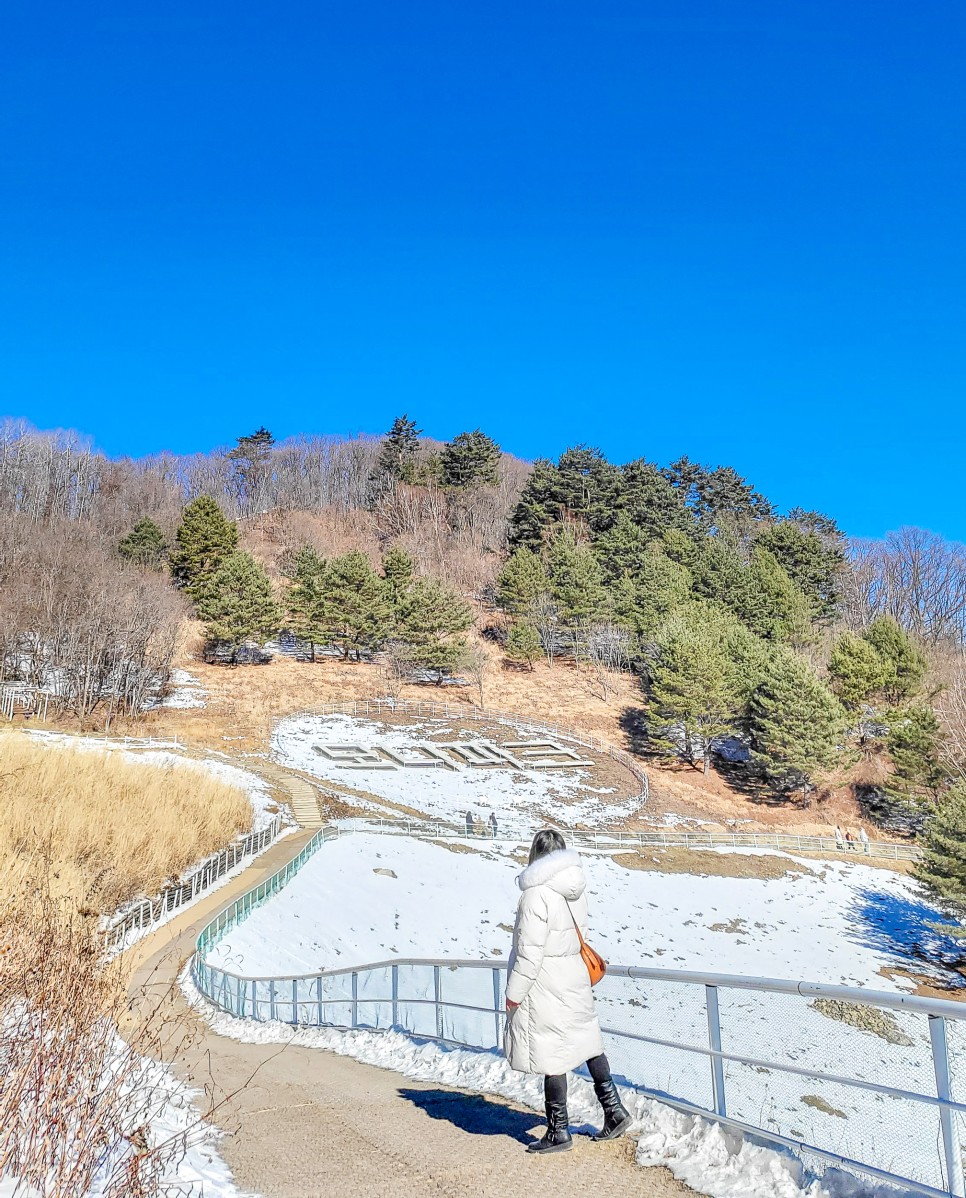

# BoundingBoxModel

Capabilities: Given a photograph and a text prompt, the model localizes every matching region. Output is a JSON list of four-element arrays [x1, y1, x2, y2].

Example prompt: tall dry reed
[[0, 736, 252, 912]]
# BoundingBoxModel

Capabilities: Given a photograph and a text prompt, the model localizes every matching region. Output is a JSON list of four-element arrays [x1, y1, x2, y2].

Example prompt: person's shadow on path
[[398, 1088, 540, 1145]]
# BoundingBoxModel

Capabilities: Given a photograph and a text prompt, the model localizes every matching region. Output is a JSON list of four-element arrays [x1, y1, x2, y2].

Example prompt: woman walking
[[504, 829, 632, 1153]]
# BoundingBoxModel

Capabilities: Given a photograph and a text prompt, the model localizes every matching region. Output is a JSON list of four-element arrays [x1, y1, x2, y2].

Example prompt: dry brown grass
[[612, 848, 815, 880], [0, 735, 251, 913]]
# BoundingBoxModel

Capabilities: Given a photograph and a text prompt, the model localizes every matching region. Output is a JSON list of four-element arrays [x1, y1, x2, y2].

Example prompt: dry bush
[[0, 875, 220, 1197], [0, 737, 251, 912]]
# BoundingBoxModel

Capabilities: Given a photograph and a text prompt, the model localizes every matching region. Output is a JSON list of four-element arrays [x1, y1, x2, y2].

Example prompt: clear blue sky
[[2, 1, 964, 540]]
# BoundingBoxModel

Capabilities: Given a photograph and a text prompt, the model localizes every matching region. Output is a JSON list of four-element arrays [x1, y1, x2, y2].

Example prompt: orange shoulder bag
[[567, 903, 607, 986]]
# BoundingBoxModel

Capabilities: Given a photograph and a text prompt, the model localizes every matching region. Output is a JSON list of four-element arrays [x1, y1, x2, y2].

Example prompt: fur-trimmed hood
[[517, 848, 586, 902]]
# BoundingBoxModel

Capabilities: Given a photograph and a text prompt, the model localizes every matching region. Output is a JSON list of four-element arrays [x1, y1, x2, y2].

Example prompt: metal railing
[[100, 814, 287, 951], [193, 946, 966, 1198], [310, 697, 649, 805], [190, 822, 959, 1197], [346, 817, 922, 862]]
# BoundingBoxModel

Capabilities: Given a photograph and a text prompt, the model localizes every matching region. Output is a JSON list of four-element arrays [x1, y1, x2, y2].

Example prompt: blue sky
[[2, 1, 964, 540]]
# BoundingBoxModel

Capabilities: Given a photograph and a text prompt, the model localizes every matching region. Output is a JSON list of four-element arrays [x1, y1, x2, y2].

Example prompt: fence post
[[492, 967, 503, 1048], [316, 975, 323, 1025], [929, 1015, 965, 1197], [292, 978, 299, 1024], [269, 979, 277, 1022], [705, 984, 727, 1118], [434, 965, 444, 1041], [351, 971, 359, 1028], [392, 963, 399, 1028]]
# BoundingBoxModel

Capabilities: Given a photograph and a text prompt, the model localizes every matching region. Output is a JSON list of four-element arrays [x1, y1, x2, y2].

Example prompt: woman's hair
[[528, 828, 567, 865]]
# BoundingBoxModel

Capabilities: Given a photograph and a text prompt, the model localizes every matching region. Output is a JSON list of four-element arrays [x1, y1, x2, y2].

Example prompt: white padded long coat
[[503, 849, 605, 1075]]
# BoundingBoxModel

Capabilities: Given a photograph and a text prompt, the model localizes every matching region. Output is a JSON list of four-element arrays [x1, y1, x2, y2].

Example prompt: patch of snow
[[0, 1031, 244, 1198], [272, 712, 643, 831], [157, 668, 208, 709]]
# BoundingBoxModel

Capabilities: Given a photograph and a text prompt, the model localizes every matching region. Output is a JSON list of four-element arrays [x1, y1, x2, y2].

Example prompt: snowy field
[[272, 711, 642, 830], [202, 833, 966, 1196]]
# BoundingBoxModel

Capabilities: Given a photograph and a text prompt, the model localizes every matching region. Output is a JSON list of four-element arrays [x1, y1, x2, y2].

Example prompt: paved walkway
[[126, 817, 693, 1198]]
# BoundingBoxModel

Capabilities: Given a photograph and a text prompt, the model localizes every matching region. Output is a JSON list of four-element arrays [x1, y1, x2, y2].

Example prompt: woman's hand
[[506, 998, 520, 1012]]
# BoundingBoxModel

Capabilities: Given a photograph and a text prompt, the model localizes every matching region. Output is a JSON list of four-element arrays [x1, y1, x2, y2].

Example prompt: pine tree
[[508, 446, 623, 548], [645, 606, 743, 773], [546, 529, 608, 628], [690, 538, 749, 613], [611, 549, 691, 639], [227, 427, 275, 512], [198, 551, 281, 662], [497, 548, 549, 616], [318, 552, 392, 660], [382, 546, 416, 607], [505, 621, 542, 671], [621, 459, 693, 542], [375, 415, 422, 485], [507, 459, 560, 550], [862, 616, 926, 703], [394, 577, 474, 681], [439, 430, 501, 488], [739, 546, 812, 644], [887, 706, 945, 798], [117, 518, 166, 568], [286, 546, 328, 658], [747, 651, 846, 797], [593, 514, 654, 583], [914, 784, 966, 914], [756, 517, 844, 622], [170, 497, 239, 603], [828, 631, 888, 709]]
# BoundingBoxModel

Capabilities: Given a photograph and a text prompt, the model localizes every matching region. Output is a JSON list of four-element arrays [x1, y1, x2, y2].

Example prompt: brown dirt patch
[[612, 848, 814, 880]]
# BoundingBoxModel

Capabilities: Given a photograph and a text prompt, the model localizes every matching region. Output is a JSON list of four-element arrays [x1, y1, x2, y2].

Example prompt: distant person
[[465, 811, 475, 837], [859, 826, 870, 854], [845, 829, 854, 850], [489, 811, 498, 839], [504, 829, 631, 1153], [834, 825, 845, 852]]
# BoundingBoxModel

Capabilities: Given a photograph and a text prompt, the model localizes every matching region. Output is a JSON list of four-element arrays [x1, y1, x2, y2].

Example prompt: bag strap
[[565, 900, 588, 948]]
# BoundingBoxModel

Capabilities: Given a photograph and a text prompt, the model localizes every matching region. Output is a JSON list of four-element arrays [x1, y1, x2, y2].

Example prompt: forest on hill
[[3, 416, 966, 878]]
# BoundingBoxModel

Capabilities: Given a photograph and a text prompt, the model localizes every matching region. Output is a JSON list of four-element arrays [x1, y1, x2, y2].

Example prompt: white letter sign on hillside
[[313, 738, 593, 771]]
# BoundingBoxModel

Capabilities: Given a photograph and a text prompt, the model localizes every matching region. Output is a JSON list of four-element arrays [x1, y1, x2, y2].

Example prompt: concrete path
[[126, 818, 692, 1198]]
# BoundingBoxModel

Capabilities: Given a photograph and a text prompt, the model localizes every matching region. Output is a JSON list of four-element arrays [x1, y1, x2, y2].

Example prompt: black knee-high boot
[[587, 1055, 632, 1142], [528, 1076, 573, 1154]]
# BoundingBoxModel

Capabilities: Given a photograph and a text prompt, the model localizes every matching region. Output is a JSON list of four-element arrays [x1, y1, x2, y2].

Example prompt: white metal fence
[[190, 821, 961, 1198], [346, 817, 922, 862], [100, 814, 286, 951]]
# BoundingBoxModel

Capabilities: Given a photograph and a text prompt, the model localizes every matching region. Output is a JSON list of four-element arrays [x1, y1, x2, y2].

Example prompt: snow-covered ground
[[272, 712, 641, 830], [201, 832, 964, 1196], [141, 667, 208, 709]]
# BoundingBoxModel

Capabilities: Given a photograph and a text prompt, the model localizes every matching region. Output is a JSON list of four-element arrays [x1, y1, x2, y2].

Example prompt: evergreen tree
[[497, 548, 549, 616], [593, 514, 654, 583], [645, 606, 743, 773], [286, 547, 328, 658], [507, 459, 561, 550], [621, 459, 693, 542], [862, 616, 927, 702], [394, 578, 474, 681], [664, 458, 773, 536], [827, 631, 888, 709], [747, 651, 846, 797], [227, 427, 275, 512], [611, 549, 691, 639], [739, 546, 811, 643], [690, 538, 749, 613], [756, 517, 844, 622], [375, 415, 422, 484], [546, 529, 608, 628], [505, 621, 542, 671], [117, 518, 167, 568], [170, 497, 239, 603], [382, 546, 416, 606], [198, 551, 281, 662], [318, 552, 392, 660], [439, 430, 501, 487], [915, 785, 966, 913], [886, 705, 945, 798]]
